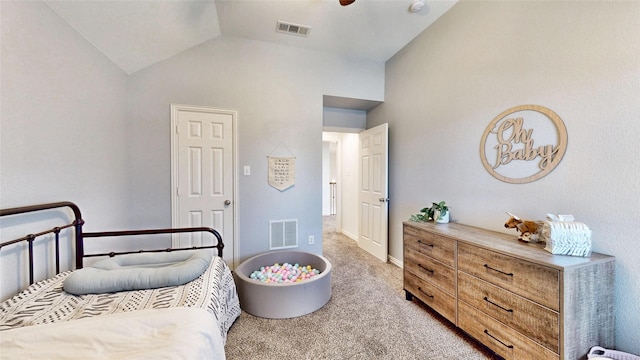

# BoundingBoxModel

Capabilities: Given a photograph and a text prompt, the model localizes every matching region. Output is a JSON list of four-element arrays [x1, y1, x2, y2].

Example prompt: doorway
[[322, 98, 386, 261], [322, 132, 359, 243], [322, 125, 390, 262]]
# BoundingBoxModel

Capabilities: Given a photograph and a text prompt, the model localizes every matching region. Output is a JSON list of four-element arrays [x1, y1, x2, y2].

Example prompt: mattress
[[0, 255, 240, 343]]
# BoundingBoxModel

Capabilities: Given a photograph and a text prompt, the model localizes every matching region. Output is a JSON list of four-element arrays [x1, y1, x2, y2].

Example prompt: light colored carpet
[[224, 216, 498, 360]]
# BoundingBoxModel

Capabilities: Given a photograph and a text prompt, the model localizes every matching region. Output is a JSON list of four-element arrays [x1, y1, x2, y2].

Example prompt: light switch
[[244, 166, 251, 176]]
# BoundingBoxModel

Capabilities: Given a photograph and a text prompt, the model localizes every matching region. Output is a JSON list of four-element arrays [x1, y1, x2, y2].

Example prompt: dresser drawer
[[404, 271, 456, 323], [403, 224, 455, 267], [405, 250, 455, 295], [458, 271, 559, 353], [458, 301, 559, 360], [458, 242, 560, 311]]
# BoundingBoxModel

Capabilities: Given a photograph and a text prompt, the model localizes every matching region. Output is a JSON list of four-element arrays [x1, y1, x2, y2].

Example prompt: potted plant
[[431, 201, 449, 223], [409, 201, 449, 223]]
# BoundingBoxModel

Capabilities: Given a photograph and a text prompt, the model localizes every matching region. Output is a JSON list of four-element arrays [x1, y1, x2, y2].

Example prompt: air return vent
[[270, 219, 298, 249], [276, 21, 311, 37]]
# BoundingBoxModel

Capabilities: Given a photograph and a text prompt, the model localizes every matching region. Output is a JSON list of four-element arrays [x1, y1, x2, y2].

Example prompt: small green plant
[[431, 201, 448, 221], [409, 201, 449, 222], [409, 207, 432, 222]]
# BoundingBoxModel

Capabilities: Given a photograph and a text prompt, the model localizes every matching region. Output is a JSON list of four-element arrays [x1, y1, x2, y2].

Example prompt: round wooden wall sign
[[480, 105, 567, 184]]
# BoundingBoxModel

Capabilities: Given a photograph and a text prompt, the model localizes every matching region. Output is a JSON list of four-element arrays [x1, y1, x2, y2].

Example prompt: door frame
[[170, 104, 239, 268]]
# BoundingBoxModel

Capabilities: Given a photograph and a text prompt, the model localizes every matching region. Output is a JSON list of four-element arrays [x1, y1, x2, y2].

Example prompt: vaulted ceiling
[[44, 0, 457, 75]]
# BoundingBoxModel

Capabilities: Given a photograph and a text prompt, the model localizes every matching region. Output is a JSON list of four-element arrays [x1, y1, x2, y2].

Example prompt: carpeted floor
[[224, 216, 499, 360]]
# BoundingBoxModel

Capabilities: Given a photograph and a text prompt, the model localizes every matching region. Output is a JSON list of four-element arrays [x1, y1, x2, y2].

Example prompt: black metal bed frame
[[0, 201, 224, 286]]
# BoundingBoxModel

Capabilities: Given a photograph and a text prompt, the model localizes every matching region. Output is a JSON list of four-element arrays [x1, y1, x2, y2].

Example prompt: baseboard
[[341, 230, 357, 242], [388, 255, 402, 268]]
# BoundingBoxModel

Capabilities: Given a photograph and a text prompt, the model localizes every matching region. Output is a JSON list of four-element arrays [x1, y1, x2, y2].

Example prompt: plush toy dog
[[504, 212, 544, 243]]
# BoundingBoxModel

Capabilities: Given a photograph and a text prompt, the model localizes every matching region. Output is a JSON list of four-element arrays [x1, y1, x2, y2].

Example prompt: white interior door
[[358, 123, 389, 262], [171, 104, 236, 267]]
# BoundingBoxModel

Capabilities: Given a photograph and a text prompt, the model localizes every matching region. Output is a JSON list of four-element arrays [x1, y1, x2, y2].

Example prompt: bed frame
[[0, 201, 224, 286]]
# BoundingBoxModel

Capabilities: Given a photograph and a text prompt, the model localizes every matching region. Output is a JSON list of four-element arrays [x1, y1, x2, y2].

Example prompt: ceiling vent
[[276, 21, 311, 37]]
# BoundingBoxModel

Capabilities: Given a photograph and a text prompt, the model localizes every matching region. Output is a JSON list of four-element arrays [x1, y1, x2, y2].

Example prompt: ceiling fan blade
[[339, 0, 355, 6]]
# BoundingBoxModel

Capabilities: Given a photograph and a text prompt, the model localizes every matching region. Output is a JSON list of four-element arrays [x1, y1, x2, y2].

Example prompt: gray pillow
[[63, 249, 213, 295]]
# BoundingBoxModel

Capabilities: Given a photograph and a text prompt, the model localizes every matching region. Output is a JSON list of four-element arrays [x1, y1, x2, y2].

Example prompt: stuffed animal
[[504, 212, 544, 243]]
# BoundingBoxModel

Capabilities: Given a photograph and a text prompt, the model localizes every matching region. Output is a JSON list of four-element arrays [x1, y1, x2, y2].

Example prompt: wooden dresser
[[403, 221, 615, 360]]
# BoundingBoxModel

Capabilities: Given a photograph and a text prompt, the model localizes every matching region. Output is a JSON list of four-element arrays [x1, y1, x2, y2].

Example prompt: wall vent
[[276, 21, 311, 37], [270, 219, 298, 249]]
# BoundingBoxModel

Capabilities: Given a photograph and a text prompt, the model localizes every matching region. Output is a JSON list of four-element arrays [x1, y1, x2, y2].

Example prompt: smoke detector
[[409, 0, 426, 13]]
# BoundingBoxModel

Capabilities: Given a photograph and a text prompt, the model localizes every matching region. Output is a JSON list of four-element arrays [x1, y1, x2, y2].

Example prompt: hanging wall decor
[[267, 142, 296, 191], [480, 105, 567, 184]]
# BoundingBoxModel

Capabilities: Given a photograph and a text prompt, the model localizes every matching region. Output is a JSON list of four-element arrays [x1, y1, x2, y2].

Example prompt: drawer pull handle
[[417, 240, 434, 248], [483, 329, 514, 349], [483, 296, 514, 313], [418, 264, 434, 274], [483, 264, 513, 277], [417, 287, 434, 299]]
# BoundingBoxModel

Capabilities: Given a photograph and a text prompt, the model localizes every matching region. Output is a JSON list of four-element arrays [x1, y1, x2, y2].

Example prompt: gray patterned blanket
[[0, 256, 240, 343]]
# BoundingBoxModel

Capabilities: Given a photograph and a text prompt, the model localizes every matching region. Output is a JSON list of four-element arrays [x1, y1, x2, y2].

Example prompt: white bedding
[[0, 255, 240, 343], [0, 307, 226, 360]]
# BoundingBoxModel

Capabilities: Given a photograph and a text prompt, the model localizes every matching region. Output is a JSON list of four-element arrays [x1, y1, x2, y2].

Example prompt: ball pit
[[233, 251, 332, 319], [249, 262, 321, 284]]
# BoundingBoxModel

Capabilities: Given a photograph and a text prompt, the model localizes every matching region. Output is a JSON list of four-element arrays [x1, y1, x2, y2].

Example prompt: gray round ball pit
[[233, 251, 332, 319]]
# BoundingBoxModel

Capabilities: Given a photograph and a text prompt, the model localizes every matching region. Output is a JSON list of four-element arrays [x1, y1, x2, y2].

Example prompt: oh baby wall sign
[[480, 105, 567, 184]]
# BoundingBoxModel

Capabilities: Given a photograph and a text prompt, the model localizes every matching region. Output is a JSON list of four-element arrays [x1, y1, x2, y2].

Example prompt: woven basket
[[542, 221, 592, 257]]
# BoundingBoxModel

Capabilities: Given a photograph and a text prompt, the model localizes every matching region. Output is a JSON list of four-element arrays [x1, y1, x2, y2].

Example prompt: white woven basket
[[542, 221, 592, 257]]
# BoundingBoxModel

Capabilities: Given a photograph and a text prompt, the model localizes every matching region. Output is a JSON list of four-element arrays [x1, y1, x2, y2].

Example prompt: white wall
[[0, 1, 130, 228], [0, 1, 131, 299], [367, 1, 640, 354], [125, 36, 384, 263], [338, 133, 359, 241], [323, 107, 367, 132]]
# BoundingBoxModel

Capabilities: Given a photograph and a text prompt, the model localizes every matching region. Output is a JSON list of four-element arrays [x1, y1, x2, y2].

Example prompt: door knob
[[224, 200, 231, 205], [379, 198, 389, 203]]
